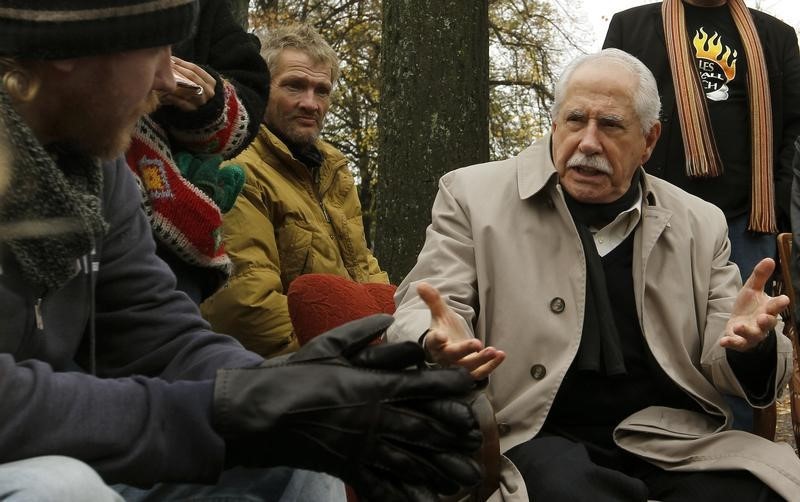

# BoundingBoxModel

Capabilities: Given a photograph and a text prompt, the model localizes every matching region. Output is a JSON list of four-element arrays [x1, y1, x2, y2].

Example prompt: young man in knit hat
[[0, 1, 483, 501], [201, 24, 389, 358]]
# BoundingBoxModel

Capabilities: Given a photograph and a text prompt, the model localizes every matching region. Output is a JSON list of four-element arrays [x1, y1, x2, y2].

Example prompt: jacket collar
[[259, 125, 313, 172], [516, 133, 558, 200], [255, 125, 345, 195]]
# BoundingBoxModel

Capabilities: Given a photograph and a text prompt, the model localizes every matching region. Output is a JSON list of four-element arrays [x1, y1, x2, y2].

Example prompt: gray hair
[[551, 48, 661, 133], [260, 24, 340, 85]]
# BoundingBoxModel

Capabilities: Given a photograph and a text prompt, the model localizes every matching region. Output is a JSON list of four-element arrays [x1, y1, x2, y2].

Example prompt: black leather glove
[[213, 314, 483, 501]]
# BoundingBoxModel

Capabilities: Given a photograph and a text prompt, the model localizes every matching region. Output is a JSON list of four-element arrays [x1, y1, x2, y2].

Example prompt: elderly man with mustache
[[388, 48, 800, 501], [201, 23, 388, 359]]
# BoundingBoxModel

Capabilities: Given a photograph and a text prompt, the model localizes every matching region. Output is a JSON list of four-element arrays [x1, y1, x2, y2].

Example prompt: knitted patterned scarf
[[0, 88, 107, 291], [662, 0, 775, 232]]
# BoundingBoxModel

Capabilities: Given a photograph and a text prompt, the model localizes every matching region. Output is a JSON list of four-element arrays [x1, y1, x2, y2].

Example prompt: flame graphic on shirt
[[693, 28, 737, 82]]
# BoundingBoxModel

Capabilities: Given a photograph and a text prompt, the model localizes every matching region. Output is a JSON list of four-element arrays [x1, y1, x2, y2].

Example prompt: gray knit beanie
[[0, 0, 199, 59]]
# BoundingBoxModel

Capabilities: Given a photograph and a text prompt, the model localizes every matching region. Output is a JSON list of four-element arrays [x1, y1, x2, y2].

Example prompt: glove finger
[[349, 341, 425, 370], [216, 164, 245, 212], [353, 463, 439, 502], [395, 477, 438, 502], [370, 437, 480, 495], [373, 403, 481, 460], [350, 467, 437, 502], [384, 366, 475, 401], [289, 314, 394, 362], [364, 408, 481, 492], [427, 451, 482, 494], [173, 150, 193, 175], [406, 398, 482, 441]]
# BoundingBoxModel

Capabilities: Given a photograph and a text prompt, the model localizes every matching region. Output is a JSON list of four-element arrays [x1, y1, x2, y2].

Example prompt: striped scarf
[[662, 0, 775, 232]]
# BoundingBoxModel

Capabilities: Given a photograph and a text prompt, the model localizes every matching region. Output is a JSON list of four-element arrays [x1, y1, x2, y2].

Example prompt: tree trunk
[[375, 0, 489, 283], [227, 0, 249, 30]]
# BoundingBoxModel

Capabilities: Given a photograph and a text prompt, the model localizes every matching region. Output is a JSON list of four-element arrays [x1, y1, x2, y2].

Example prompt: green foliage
[[488, 0, 573, 158]]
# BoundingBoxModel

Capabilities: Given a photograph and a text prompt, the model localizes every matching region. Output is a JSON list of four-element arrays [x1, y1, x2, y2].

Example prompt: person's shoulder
[[101, 157, 140, 209], [645, 174, 701, 205], [646, 174, 726, 222], [231, 125, 281, 170], [611, 2, 661, 20], [316, 139, 347, 164], [750, 8, 796, 36], [447, 137, 551, 183], [446, 154, 518, 182], [439, 148, 531, 200]]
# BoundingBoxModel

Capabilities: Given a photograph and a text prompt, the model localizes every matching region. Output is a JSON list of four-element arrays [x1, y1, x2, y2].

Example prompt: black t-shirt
[[672, 3, 751, 218]]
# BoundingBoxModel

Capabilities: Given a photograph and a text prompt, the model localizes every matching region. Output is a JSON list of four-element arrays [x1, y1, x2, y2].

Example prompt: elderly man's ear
[[640, 121, 661, 165]]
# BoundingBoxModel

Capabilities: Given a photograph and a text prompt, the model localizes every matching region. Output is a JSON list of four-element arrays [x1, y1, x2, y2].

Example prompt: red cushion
[[364, 283, 397, 315], [287, 274, 397, 346]]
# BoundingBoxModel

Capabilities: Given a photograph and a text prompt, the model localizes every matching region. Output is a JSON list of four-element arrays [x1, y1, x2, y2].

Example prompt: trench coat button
[[549, 297, 565, 314], [530, 364, 546, 380], [497, 422, 512, 436], [546, 198, 555, 209]]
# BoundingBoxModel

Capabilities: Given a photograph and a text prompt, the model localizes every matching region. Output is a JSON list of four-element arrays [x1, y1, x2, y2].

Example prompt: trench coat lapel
[[634, 181, 673, 316]]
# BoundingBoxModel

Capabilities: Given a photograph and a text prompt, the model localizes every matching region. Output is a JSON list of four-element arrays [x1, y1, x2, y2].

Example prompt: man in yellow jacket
[[201, 24, 387, 357]]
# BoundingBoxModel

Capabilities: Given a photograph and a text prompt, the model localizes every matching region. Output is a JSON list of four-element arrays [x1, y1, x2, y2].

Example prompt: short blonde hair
[[260, 24, 340, 85]]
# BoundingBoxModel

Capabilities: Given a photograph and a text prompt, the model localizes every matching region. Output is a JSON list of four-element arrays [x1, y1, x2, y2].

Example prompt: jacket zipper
[[313, 166, 331, 223], [319, 201, 331, 223]]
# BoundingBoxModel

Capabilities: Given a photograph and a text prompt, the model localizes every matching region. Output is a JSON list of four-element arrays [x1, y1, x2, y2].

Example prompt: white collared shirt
[[590, 190, 643, 257]]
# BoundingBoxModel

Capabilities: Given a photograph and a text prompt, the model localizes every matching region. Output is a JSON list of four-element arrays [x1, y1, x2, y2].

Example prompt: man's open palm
[[721, 258, 789, 352], [417, 282, 506, 379]]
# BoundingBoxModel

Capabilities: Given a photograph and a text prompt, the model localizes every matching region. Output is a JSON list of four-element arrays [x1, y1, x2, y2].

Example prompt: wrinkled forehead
[[273, 48, 333, 83], [559, 62, 637, 116]]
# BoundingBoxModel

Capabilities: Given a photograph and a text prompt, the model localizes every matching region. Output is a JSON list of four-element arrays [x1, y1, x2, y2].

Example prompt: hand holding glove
[[213, 314, 483, 501]]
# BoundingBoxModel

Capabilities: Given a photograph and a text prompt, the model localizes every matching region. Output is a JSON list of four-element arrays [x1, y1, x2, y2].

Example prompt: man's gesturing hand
[[721, 258, 789, 352], [418, 282, 506, 380]]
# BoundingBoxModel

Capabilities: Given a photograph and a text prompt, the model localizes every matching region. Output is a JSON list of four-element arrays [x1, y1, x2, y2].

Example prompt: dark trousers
[[505, 436, 783, 501]]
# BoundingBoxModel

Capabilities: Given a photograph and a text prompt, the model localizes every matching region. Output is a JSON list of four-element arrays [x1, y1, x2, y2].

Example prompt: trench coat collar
[[516, 133, 558, 200]]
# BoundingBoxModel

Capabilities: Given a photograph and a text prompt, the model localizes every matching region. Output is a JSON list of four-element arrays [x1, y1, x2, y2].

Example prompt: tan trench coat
[[388, 135, 800, 500], [202, 125, 387, 357]]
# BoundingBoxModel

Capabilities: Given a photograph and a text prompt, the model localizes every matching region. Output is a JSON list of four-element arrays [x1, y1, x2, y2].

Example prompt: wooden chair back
[[774, 233, 800, 448], [759, 233, 800, 448]]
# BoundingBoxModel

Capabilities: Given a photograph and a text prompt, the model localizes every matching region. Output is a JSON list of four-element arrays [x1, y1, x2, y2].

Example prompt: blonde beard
[[92, 91, 161, 160]]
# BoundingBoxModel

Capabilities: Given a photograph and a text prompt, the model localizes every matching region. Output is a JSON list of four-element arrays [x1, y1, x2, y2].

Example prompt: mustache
[[566, 153, 612, 175], [290, 112, 321, 122]]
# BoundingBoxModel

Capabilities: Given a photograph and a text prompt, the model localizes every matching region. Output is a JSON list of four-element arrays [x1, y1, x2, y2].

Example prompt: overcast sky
[[555, 0, 800, 50]]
